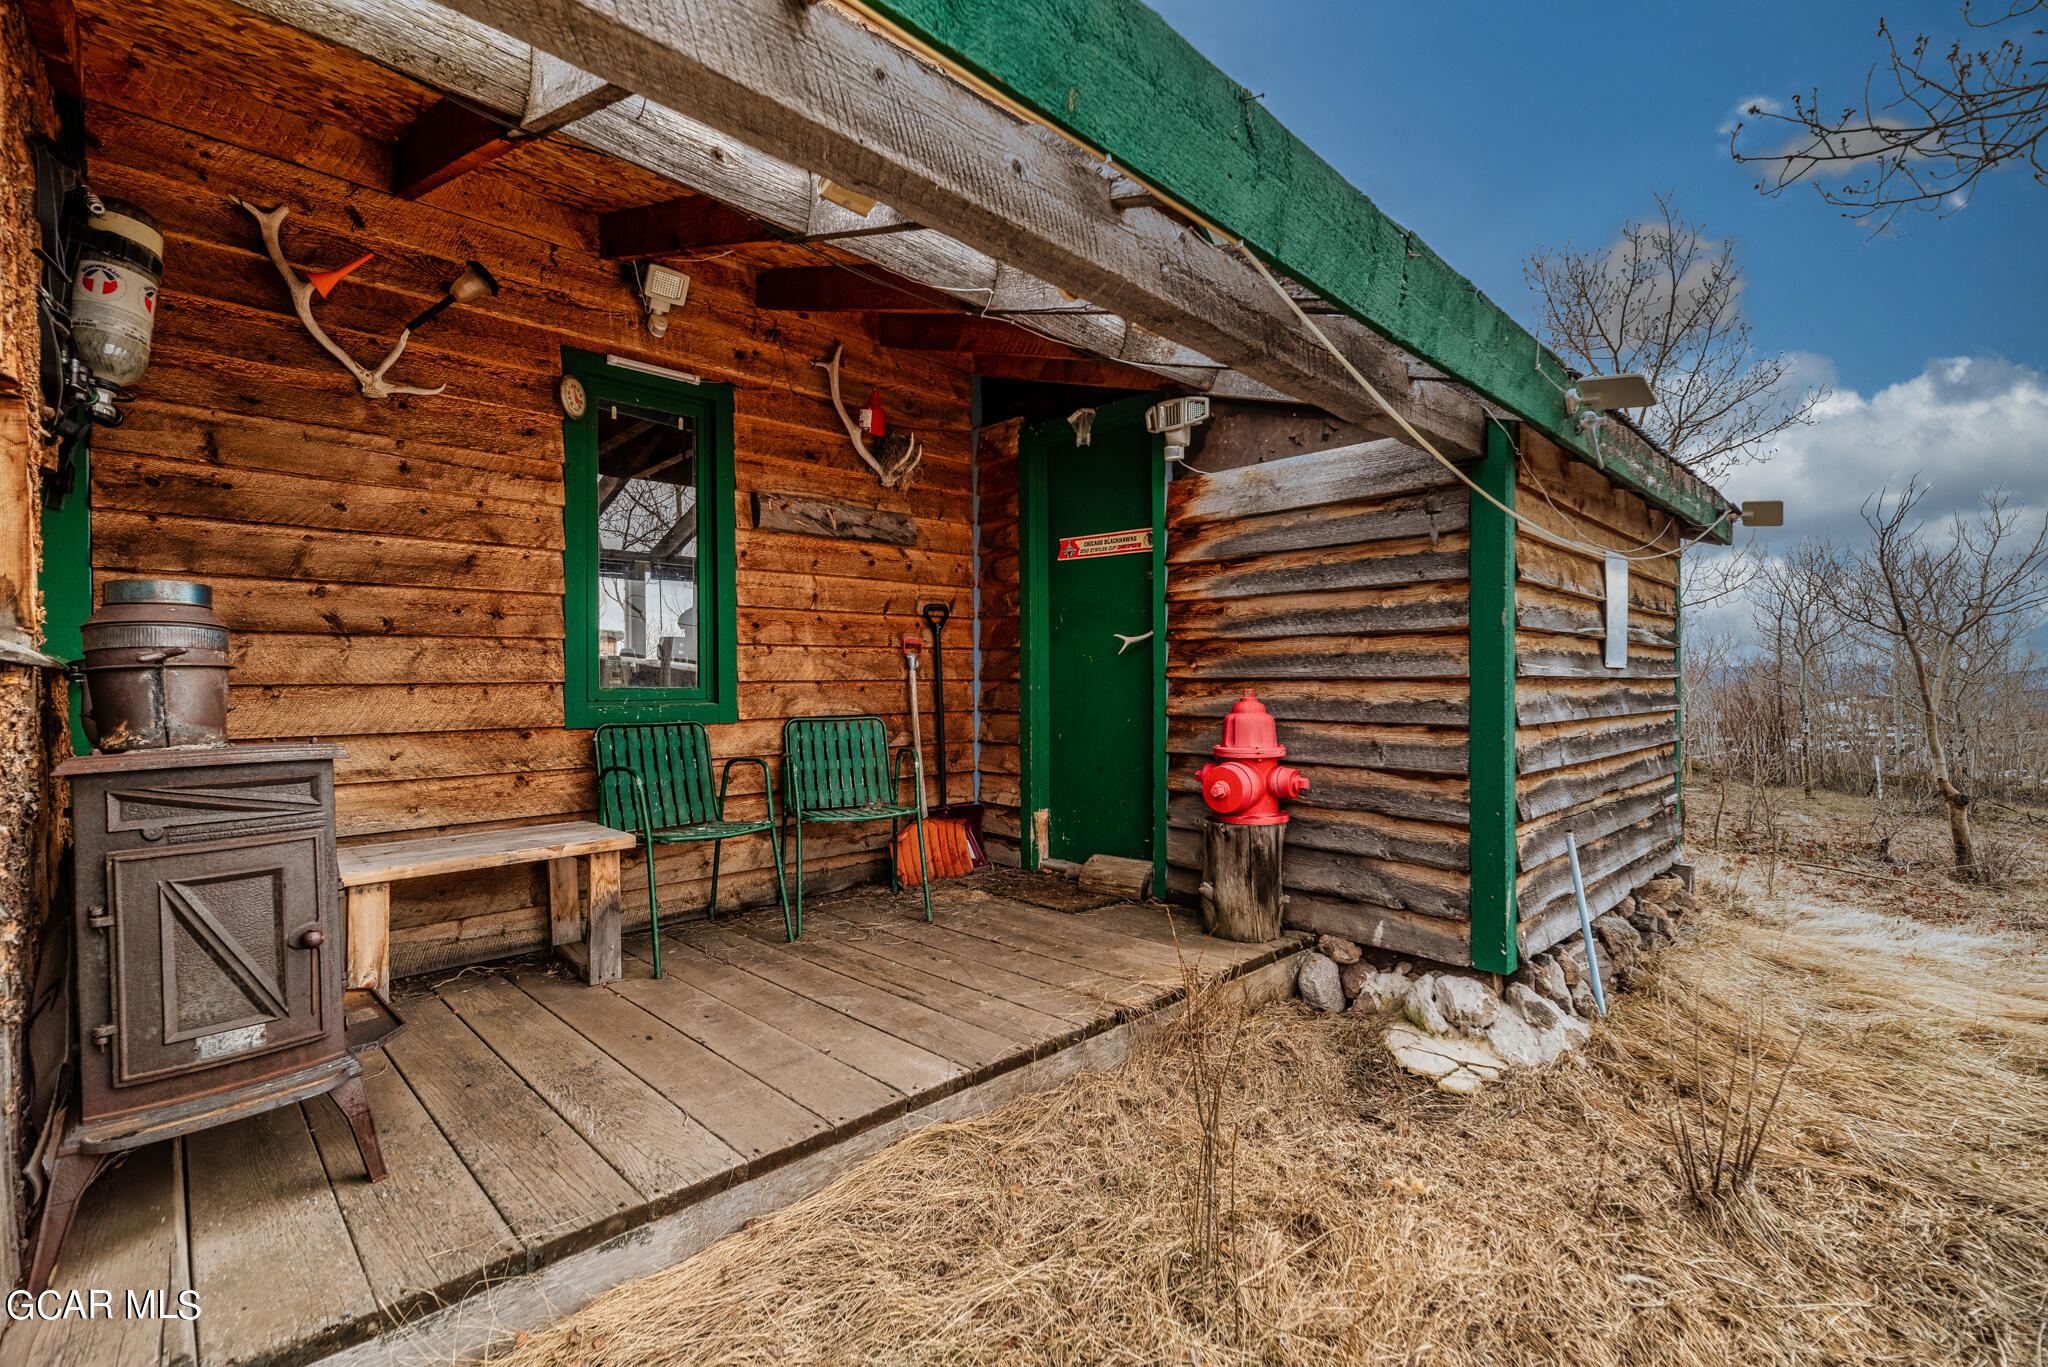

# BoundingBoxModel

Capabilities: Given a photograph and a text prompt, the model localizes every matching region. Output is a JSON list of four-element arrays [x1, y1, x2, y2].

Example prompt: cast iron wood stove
[[31, 742, 391, 1292]]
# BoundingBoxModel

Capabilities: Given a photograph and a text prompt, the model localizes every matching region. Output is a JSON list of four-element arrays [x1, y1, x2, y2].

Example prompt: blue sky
[[1148, 0, 2046, 396], [1149, 0, 2048, 610]]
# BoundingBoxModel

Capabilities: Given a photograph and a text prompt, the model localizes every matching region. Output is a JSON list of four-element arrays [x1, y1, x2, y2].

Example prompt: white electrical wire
[[1230, 241, 1734, 563]]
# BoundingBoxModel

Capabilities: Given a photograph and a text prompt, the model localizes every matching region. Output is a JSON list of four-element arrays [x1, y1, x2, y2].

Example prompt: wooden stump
[[1201, 820, 1285, 942]]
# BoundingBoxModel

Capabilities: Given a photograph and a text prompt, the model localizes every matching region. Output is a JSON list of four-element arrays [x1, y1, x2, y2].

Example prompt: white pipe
[[1565, 832, 1608, 1019]]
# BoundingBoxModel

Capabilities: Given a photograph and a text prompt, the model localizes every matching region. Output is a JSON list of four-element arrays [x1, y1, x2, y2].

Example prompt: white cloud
[[1689, 355, 2048, 647], [1718, 354, 2048, 540], [1719, 95, 1784, 135]]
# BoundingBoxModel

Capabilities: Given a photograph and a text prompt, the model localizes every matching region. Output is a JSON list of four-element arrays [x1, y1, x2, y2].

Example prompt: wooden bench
[[337, 821, 639, 992]]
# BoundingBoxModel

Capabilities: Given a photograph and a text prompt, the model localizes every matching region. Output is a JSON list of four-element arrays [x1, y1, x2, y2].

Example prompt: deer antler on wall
[[231, 197, 446, 400], [814, 343, 923, 488]]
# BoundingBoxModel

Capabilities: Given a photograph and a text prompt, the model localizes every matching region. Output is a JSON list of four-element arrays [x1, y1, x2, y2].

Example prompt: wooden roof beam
[[409, 0, 1495, 461], [877, 315, 1072, 357], [234, 0, 1258, 392], [755, 266, 960, 313], [862, 0, 1733, 532]]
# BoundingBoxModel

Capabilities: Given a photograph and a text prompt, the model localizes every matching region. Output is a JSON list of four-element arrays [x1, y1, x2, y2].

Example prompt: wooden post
[[1200, 820, 1285, 943], [547, 856, 583, 947], [345, 882, 392, 994], [583, 850, 623, 984]]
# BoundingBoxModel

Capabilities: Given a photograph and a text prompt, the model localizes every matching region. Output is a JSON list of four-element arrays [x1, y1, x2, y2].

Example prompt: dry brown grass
[[492, 849, 2048, 1366]]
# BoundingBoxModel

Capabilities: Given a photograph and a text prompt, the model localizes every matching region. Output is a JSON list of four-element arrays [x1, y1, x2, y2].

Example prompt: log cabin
[[0, 0, 1736, 1356]]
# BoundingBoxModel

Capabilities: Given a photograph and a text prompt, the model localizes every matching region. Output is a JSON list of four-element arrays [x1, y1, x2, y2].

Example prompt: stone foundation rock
[[1297, 952, 1346, 1013], [1302, 863, 1703, 1093]]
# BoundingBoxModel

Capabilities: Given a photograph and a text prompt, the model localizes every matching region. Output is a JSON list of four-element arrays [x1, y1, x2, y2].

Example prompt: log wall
[[1163, 438, 1480, 965], [1511, 430, 1682, 956], [71, 0, 980, 976]]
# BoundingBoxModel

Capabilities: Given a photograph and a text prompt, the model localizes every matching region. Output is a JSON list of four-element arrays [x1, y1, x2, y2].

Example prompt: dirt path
[[490, 840, 2048, 1366]]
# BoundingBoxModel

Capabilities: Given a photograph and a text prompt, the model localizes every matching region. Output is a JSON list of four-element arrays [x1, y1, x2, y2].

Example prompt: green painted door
[[1022, 397, 1164, 867]]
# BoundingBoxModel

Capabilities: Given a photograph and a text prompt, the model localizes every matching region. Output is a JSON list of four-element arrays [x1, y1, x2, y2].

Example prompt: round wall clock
[[558, 375, 587, 418]]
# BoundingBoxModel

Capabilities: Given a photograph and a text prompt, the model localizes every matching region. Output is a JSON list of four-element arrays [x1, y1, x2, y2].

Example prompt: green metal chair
[[595, 722, 792, 974], [781, 715, 931, 938]]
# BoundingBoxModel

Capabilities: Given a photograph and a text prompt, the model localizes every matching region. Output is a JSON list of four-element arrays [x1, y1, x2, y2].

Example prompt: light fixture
[[1146, 396, 1211, 462], [1738, 500, 1785, 527], [636, 263, 691, 338], [605, 354, 702, 385], [1564, 372, 1656, 417], [405, 260, 499, 333]]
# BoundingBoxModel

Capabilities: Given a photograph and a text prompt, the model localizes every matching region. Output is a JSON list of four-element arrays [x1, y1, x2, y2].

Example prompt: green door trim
[[1016, 395, 1168, 885], [1467, 419, 1519, 972], [39, 433, 93, 755]]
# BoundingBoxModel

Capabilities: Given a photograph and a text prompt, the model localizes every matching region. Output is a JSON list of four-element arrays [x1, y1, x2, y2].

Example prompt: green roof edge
[[861, 0, 1735, 540]]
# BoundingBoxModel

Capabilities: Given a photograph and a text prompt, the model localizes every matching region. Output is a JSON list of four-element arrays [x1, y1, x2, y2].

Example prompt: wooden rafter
[[390, 0, 1728, 527], [393, 98, 520, 199], [755, 266, 959, 313], [879, 315, 1071, 358], [22, 0, 82, 98], [969, 354, 1169, 389], [394, 50, 633, 200], [411, 0, 1498, 457], [238, 0, 1260, 393], [599, 195, 777, 258]]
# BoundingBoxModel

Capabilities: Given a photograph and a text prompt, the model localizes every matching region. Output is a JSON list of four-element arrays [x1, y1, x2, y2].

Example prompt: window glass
[[595, 409, 700, 691]]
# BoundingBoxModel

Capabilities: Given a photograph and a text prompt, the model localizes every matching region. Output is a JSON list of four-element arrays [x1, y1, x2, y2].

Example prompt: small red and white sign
[[1057, 527, 1152, 561]]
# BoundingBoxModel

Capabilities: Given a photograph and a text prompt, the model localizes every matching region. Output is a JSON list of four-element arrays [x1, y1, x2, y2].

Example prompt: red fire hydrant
[[1197, 690, 1308, 825]]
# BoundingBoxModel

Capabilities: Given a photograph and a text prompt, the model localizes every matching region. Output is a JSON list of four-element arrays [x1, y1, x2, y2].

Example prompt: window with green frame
[[562, 349, 737, 727]]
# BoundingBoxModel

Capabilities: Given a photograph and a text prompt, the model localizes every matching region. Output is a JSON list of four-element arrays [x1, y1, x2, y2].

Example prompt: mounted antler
[[813, 343, 923, 488], [231, 197, 445, 400]]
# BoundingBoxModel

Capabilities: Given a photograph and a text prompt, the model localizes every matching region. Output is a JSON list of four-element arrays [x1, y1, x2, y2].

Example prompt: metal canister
[[80, 580, 231, 751]]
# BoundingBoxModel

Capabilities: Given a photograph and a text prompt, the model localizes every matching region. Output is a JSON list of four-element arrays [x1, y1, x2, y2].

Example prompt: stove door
[[105, 830, 327, 1086]]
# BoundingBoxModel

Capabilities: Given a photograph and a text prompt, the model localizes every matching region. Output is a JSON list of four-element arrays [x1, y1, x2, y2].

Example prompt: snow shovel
[[892, 630, 979, 886]]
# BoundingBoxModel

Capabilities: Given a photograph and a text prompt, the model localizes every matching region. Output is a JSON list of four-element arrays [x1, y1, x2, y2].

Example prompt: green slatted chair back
[[595, 722, 720, 831], [782, 715, 894, 811]]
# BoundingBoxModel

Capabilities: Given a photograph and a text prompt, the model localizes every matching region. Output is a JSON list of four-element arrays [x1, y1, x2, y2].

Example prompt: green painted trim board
[[1150, 430, 1168, 900], [37, 434, 92, 755], [1467, 419, 1519, 972], [858, 0, 1733, 538]]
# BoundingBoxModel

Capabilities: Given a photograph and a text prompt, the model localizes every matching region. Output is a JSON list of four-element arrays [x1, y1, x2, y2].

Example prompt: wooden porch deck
[[10, 872, 1305, 1367]]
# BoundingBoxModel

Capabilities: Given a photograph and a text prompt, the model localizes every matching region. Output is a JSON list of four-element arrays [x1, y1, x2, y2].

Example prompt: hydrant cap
[[1214, 689, 1285, 759]]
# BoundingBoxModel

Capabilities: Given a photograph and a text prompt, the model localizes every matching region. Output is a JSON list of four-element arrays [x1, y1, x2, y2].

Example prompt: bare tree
[[1822, 481, 2048, 879], [1752, 543, 1842, 798], [1523, 193, 1828, 481], [1731, 1, 2047, 231]]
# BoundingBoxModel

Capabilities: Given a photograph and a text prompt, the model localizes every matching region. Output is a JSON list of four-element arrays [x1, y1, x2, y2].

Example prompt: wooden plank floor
[[7, 873, 1304, 1367]]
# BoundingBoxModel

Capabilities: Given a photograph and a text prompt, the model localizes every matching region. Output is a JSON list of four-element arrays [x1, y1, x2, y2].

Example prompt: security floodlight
[[1146, 396, 1211, 462], [1739, 500, 1785, 527], [638, 263, 691, 338], [1565, 373, 1657, 415]]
